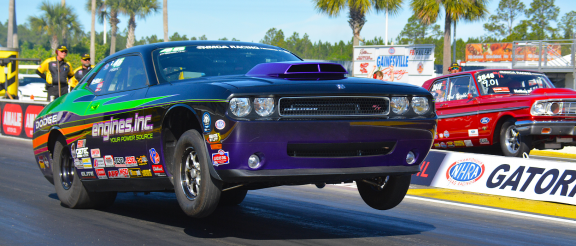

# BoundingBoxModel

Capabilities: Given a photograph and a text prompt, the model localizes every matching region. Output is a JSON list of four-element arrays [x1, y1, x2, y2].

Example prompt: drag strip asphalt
[[1, 135, 575, 245]]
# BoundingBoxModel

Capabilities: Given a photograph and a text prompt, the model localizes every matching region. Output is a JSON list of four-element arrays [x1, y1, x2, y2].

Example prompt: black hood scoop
[[246, 62, 348, 80]]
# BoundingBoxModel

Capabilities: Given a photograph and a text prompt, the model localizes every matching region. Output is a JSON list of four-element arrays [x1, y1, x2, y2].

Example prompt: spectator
[[70, 53, 95, 89], [36, 45, 74, 101]]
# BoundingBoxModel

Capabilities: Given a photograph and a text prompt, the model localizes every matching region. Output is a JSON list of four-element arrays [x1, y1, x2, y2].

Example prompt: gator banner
[[413, 150, 576, 206], [0, 99, 47, 139]]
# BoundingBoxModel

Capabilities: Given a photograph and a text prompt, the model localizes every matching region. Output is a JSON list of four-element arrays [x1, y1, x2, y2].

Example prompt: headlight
[[229, 98, 251, 117], [391, 97, 409, 115], [531, 101, 563, 115], [254, 98, 275, 116], [411, 97, 430, 115]]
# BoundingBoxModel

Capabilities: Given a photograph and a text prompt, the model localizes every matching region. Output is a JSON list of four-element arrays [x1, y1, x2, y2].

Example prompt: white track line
[[405, 195, 576, 225]]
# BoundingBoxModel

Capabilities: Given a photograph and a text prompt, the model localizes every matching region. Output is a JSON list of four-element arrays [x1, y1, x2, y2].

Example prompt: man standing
[[36, 45, 74, 101], [70, 53, 95, 89]]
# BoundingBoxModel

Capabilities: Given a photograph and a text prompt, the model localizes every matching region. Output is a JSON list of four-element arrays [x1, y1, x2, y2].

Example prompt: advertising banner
[[412, 150, 576, 206], [466, 43, 561, 62], [353, 44, 435, 86], [0, 99, 47, 139]]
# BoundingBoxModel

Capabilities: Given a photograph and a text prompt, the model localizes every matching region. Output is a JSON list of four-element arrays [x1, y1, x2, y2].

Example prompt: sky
[[1, 0, 575, 45]]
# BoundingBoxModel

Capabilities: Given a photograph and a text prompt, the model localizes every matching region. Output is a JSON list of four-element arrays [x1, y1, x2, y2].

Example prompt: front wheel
[[356, 175, 411, 210], [499, 120, 531, 157], [173, 129, 222, 218], [52, 139, 116, 208]]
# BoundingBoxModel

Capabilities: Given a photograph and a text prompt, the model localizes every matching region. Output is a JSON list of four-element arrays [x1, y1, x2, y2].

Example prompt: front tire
[[52, 139, 116, 208], [173, 130, 222, 218], [356, 175, 411, 210], [499, 120, 531, 157]]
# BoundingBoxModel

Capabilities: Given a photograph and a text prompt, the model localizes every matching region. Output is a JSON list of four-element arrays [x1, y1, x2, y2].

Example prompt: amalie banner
[[0, 99, 47, 139], [466, 43, 561, 62]]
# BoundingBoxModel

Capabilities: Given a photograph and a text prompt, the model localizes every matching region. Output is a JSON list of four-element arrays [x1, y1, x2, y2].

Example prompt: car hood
[[185, 75, 432, 97]]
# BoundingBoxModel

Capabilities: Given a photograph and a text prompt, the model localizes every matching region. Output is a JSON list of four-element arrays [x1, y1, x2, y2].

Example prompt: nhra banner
[[0, 99, 47, 139], [412, 150, 576, 206]]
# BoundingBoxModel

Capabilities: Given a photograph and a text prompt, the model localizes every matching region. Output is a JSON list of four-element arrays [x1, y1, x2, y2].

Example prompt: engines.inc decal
[[92, 113, 153, 141], [446, 158, 485, 186]]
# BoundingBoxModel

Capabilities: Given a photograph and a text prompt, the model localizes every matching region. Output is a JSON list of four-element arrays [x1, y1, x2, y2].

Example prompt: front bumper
[[515, 120, 576, 136], [210, 119, 435, 182]]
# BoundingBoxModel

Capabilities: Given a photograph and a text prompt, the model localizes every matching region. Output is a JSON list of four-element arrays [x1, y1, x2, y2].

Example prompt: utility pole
[[7, 0, 14, 48], [90, 0, 96, 65], [452, 21, 457, 63]]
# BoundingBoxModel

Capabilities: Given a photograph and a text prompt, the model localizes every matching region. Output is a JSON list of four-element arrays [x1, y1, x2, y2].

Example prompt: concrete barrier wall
[[413, 150, 576, 205], [0, 99, 47, 139]]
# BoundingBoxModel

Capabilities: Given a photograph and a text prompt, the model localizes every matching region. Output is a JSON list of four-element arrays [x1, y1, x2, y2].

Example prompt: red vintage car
[[422, 69, 576, 157]]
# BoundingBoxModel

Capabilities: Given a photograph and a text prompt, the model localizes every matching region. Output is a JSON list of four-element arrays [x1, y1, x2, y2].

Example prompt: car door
[[81, 55, 153, 179], [430, 75, 479, 148]]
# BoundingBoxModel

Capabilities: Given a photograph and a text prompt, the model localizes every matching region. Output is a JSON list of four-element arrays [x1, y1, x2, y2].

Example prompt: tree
[[313, 0, 403, 47], [483, 0, 525, 39], [169, 32, 188, 41], [525, 0, 560, 40], [119, 0, 160, 48], [411, 0, 488, 74], [29, 1, 82, 51], [558, 11, 576, 39], [396, 13, 441, 44], [163, 0, 168, 42]]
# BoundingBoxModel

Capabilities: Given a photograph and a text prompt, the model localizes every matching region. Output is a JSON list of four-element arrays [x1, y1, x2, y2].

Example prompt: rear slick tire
[[52, 139, 116, 209], [499, 120, 531, 157], [356, 175, 411, 210], [173, 129, 222, 218]]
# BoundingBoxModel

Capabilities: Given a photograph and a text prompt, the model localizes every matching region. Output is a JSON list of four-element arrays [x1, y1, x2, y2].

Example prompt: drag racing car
[[32, 41, 437, 217], [423, 69, 576, 157]]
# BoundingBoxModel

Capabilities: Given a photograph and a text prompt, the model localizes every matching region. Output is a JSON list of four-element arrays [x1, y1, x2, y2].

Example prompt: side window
[[87, 55, 147, 94], [447, 76, 473, 101], [429, 79, 447, 102]]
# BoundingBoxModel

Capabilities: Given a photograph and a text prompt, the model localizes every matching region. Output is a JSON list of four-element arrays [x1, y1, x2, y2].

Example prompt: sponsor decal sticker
[[434, 143, 440, 148], [434, 133, 438, 140], [77, 139, 86, 148], [212, 149, 230, 166], [142, 169, 152, 177], [480, 138, 490, 144], [493, 87, 510, 93], [76, 147, 89, 158], [468, 129, 479, 137], [454, 141, 465, 147], [125, 156, 138, 167], [447, 141, 455, 148], [108, 170, 119, 178], [444, 130, 450, 138], [152, 165, 166, 176], [82, 158, 92, 169], [203, 112, 211, 132], [118, 168, 130, 178], [129, 168, 142, 178], [439, 133, 444, 139], [149, 148, 160, 164], [74, 158, 83, 169], [215, 119, 226, 130], [93, 158, 105, 168], [95, 168, 108, 179], [137, 155, 148, 165], [464, 140, 474, 147], [440, 142, 447, 148], [38, 156, 45, 169], [81, 171, 95, 178], [91, 148, 101, 158], [446, 158, 485, 186], [114, 157, 126, 167], [70, 143, 76, 158], [208, 133, 220, 143], [480, 117, 490, 124], [104, 155, 115, 167]]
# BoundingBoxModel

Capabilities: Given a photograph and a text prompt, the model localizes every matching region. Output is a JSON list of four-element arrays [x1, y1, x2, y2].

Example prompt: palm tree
[[411, 0, 488, 74], [313, 0, 403, 46], [163, 0, 168, 42], [119, 0, 160, 48], [87, 0, 122, 54], [29, 1, 82, 51]]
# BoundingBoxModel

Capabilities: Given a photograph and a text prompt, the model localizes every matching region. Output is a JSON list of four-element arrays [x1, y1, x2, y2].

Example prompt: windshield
[[20, 77, 45, 86], [476, 70, 552, 95], [152, 45, 301, 83]]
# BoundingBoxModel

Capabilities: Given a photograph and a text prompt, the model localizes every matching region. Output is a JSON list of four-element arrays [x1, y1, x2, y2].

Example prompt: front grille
[[287, 142, 395, 157], [279, 97, 389, 117], [563, 102, 576, 115]]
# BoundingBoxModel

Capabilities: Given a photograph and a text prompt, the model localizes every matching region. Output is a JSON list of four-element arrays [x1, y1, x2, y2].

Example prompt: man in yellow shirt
[[35, 45, 74, 101], [70, 53, 95, 88]]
